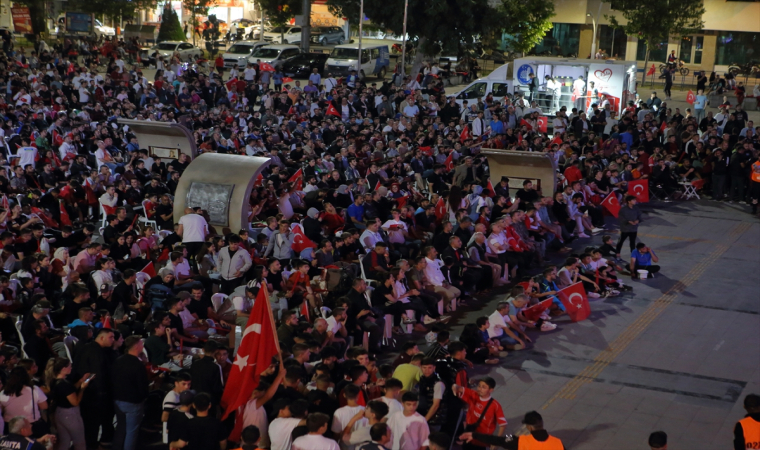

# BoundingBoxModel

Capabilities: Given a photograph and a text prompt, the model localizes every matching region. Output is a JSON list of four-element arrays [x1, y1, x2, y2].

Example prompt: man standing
[[386, 392, 430, 450], [452, 378, 507, 450], [734, 394, 760, 450], [74, 328, 116, 450], [177, 208, 209, 260], [218, 234, 252, 294], [113, 337, 150, 450], [615, 195, 641, 258]]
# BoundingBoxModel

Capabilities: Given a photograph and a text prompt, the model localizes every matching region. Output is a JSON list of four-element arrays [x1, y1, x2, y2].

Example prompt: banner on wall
[[586, 64, 625, 114], [11, 7, 33, 34]]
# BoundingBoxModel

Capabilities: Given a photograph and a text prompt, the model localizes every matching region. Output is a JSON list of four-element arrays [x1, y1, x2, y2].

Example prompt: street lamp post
[[400, 0, 408, 81], [357, 0, 363, 74]]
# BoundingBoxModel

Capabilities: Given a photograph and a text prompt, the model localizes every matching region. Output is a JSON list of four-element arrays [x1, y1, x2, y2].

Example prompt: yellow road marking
[[541, 221, 752, 407]]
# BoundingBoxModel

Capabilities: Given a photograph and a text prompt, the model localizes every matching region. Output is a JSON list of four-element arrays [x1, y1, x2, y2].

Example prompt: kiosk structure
[[480, 149, 557, 196]]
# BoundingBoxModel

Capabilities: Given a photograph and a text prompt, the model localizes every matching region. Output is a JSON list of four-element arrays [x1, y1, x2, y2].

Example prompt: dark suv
[[281, 52, 330, 78], [311, 26, 345, 45]]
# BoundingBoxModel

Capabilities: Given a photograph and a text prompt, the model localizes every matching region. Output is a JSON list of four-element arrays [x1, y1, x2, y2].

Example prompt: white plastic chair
[[63, 335, 79, 361], [211, 293, 228, 313], [15, 318, 28, 358], [138, 199, 158, 230]]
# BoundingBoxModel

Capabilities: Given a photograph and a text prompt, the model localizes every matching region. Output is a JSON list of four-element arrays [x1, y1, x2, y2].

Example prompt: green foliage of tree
[[157, 5, 187, 42], [499, 0, 555, 55], [604, 0, 704, 80], [259, 0, 302, 27]]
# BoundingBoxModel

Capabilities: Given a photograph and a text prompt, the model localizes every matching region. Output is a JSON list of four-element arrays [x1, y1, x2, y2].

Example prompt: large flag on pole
[[221, 287, 281, 441], [557, 282, 591, 322], [600, 192, 621, 218], [628, 179, 649, 203]]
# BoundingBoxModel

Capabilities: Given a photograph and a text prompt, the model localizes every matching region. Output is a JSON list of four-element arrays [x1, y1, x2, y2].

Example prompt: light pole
[[400, 0, 408, 81], [357, 0, 363, 74], [587, 2, 602, 58]]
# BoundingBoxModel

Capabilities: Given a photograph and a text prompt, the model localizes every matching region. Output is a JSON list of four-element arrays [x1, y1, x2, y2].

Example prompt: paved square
[[461, 200, 760, 450]]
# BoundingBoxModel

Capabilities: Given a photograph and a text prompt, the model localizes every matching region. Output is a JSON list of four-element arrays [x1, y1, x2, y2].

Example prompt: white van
[[222, 41, 268, 69], [247, 44, 301, 68], [451, 64, 513, 107], [325, 44, 390, 79]]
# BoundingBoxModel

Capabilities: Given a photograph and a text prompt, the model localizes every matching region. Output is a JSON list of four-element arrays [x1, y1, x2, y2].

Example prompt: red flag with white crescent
[[291, 223, 317, 253], [444, 153, 454, 171], [601, 192, 621, 218], [557, 282, 590, 322], [221, 288, 280, 441], [259, 62, 275, 72], [288, 168, 303, 191], [521, 299, 553, 322], [537, 116, 548, 133], [486, 179, 496, 198], [396, 194, 409, 208], [140, 261, 156, 278], [686, 90, 695, 105], [434, 197, 446, 222], [326, 103, 341, 118], [459, 125, 470, 143], [628, 179, 649, 203]]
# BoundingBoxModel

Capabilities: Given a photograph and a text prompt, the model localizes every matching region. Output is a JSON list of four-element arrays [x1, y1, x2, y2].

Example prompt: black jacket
[[190, 356, 224, 404], [112, 353, 149, 403]]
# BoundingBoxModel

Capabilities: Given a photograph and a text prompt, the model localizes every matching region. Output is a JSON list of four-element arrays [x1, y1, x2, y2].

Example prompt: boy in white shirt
[[269, 399, 308, 450], [332, 384, 368, 450], [380, 378, 403, 416], [293, 413, 340, 450], [386, 392, 430, 450]]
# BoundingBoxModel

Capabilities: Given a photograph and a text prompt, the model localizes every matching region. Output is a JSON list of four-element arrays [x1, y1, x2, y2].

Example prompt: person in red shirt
[[452, 377, 507, 450], [563, 161, 583, 185]]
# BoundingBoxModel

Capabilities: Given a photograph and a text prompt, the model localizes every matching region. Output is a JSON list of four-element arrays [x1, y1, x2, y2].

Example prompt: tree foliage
[[326, 0, 504, 56], [259, 0, 302, 27], [499, 0, 555, 54], [603, 0, 704, 58], [157, 6, 186, 42]]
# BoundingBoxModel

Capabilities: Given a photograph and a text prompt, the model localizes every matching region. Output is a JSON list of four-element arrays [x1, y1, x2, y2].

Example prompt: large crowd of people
[[0, 33, 757, 450]]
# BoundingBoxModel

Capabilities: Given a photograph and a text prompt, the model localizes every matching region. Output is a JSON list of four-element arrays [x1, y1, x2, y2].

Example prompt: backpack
[[145, 284, 173, 311]]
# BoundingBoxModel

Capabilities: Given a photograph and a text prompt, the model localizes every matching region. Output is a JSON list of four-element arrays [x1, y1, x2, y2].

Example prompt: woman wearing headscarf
[[303, 208, 323, 243]]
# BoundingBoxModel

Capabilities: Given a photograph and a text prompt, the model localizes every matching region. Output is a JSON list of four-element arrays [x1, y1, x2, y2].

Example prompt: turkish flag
[[288, 168, 304, 191], [557, 282, 591, 322], [686, 90, 695, 105], [221, 287, 280, 441], [140, 261, 156, 278], [628, 179, 649, 203], [59, 200, 72, 226], [373, 180, 382, 192], [434, 197, 446, 222], [282, 77, 294, 84], [601, 192, 621, 218], [459, 125, 470, 143], [253, 173, 263, 187], [537, 116, 548, 133], [444, 153, 454, 171], [647, 64, 655, 76], [326, 103, 341, 118], [486, 179, 496, 198], [259, 62, 275, 72], [521, 299, 553, 322], [300, 299, 310, 322], [1, 195, 9, 211], [291, 223, 317, 253], [396, 194, 409, 208]]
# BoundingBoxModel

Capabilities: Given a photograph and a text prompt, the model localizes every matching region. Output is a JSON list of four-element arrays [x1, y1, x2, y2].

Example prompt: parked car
[[310, 26, 345, 45], [142, 41, 203, 65], [264, 26, 302, 44], [281, 52, 330, 78], [248, 44, 301, 68], [222, 41, 268, 69]]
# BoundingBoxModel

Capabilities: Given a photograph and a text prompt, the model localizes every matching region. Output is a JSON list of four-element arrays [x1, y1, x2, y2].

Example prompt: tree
[[604, 0, 704, 83], [259, 0, 302, 41], [498, 0, 555, 55], [157, 4, 186, 42], [327, 0, 505, 80]]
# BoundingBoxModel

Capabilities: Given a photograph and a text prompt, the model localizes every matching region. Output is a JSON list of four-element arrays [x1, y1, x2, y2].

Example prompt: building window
[[678, 35, 703, 64], [598, 25, 627, 59], [529, 23, 581, 57], [636, 39, 668, 63], [715, 32, 759, 65]]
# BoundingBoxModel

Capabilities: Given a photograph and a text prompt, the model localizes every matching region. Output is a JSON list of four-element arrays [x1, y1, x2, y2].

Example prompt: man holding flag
[[221, 286, 281, 442]]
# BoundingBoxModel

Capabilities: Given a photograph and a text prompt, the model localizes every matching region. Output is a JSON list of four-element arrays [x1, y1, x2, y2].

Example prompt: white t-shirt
[[386, 411, 430, 450], [269, 417, 302, 450], [487, 310, 508, 338], [167, 259, 192, 278], [332, 405, 367, 450], [244, 68, 257, 81], [17, 147, 38, 169], [292, 434, 340, 450], [488, 232, 507, 254], [178, 214, 209, 243], [380, 396, 403, 416], [243, 398, 270, 448], [325, 316, 342, 334], [162, 390, 181, 443], [0, 385, 47, 422], [232, 295, 252, 314]]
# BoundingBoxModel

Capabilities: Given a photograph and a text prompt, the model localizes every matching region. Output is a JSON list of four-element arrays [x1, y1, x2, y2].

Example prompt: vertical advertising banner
[[11, 7, 33, 34], [586, 64, 625, 114]]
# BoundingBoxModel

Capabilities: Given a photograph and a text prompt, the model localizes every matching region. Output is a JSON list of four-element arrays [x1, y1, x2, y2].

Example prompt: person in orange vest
[[749, 159, 760, 215], [458, 410, 564, 450], [734, 393, 760, 450]]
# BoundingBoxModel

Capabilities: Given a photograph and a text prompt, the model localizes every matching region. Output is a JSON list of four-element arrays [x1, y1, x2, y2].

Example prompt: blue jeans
[[113, 400, 145, 450]]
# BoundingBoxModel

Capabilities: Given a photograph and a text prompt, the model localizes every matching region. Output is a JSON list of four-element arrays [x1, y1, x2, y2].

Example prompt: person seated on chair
[[630, 243, 660, 279], [362, 242, 391, 281]]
